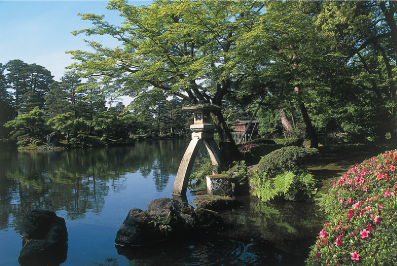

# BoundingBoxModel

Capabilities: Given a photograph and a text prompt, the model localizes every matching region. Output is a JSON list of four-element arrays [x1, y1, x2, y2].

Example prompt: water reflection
[[116, 236, 301, 266], [0, 139, 324, 266], [218, 196, 325, 259], [112, 196, 324, 266], [0, 139, 187, 231]]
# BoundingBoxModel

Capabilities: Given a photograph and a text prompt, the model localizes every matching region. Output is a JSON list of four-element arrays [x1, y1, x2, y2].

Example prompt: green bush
[[222, 160, 248, 185], [251, 171, 315, 202], [238, 143, 283, 165], [244, 138, 276, 145], [257, 146, 318, 174], [273, 138, 304, 147], [306, 150, 397, 265], [16, 138, 33, 147]]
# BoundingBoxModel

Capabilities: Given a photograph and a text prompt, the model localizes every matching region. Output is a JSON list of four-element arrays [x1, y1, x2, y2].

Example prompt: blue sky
[[0, 0, 150, 81]]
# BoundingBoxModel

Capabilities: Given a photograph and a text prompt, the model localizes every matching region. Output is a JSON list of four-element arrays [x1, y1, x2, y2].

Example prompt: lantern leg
[[172, 138, 203, 196], [203, 139, 222, 174]]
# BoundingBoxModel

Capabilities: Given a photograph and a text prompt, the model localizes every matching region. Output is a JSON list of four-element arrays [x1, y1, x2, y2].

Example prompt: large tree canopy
[[67, 0, 268, 160]]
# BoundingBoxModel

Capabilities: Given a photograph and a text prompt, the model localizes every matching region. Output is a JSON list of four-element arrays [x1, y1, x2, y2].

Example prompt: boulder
[[115, 198, 224, 246], [18, 210, 68, 265], [191, 195, 242, 211]]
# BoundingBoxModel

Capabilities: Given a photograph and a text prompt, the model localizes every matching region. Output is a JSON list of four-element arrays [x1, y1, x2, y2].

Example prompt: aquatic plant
[[306, 150, 397, 265]]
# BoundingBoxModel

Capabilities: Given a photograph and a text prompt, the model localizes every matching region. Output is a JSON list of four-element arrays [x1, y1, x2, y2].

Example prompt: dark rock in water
[[18, 210, 68, 265], [115, 198, 224, 246]]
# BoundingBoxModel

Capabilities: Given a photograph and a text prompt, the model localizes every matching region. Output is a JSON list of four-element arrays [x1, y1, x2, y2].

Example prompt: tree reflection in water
[[0, 139, 188, 231]]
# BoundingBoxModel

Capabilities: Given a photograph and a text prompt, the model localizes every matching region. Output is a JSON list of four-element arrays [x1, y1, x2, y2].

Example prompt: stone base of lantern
[[206, 174, 233, 196]]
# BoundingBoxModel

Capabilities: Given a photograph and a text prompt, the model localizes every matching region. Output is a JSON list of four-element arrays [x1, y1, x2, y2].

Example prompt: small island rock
[[115, 198, 224, 246]]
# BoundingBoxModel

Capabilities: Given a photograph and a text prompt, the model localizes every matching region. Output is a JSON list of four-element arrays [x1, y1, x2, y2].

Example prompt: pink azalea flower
[[363, 186, 368, 191], [351, 251, 359, 261], [360, 229, 369, 239], [320, 228, 327, 238], [384, 190, 390, 197], [365, 206, 371, 213], [334, 235, 342, 246], [367, 223, 373, 231], [315, 251, 321, 258], [377, 173, 384, 180], [374, 216, 381, 223], [352, 201, 361, 209]]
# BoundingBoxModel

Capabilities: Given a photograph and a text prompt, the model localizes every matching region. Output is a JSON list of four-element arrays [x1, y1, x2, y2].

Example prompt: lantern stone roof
[[182, 103, 221, 112]]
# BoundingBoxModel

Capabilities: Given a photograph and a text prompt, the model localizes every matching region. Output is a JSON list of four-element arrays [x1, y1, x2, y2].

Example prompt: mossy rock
[[194, 208, 224, 229], [191, 195, 242, 211]]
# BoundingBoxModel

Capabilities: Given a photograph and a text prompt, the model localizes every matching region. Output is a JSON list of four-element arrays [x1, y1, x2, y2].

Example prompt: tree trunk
[[210, 110, 242, 165], [295, 87, 318, 148], [278, 105, 293, 138]]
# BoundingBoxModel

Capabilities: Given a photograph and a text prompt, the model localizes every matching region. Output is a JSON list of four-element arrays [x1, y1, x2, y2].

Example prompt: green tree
[[109, 102, 125, 114], [88, 111, 141, 140], [45, 81, 73, 117], [47, 112, 86, 143], [5, 59, 29, 113], [5, 60, 53, 114], [78, 77, 107, 122], [0, 63, 14, 138], [4, 107, 48, 142], [233, 1, 328, 147], [60, 71, 84, 119], [315, 1, 397, 141], [67, 1, 271, 161]]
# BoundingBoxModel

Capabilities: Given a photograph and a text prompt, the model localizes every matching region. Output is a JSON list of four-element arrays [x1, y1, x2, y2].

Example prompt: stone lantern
[[172, 103, 222, 197]]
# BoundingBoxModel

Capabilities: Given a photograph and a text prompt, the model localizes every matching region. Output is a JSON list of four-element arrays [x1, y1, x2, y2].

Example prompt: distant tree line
[[0, 59, 191, 146]]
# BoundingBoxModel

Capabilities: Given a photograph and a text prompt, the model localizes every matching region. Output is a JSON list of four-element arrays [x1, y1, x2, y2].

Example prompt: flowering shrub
[[306, 150, 397, 265]]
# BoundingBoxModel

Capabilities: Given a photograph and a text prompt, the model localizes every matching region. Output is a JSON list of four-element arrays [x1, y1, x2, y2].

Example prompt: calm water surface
[[0, 139, 325, 266]]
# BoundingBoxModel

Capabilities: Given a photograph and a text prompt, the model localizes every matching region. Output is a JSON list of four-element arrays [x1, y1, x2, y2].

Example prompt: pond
[[0, 139, 325, 266]]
